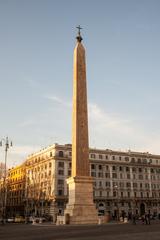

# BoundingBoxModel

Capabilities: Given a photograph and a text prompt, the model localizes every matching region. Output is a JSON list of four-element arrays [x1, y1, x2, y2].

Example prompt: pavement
[[0, 220, 160, 240]]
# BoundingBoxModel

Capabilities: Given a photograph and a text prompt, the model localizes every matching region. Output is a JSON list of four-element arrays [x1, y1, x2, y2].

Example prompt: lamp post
[[0, 137, 13, 224], [114, 185, 119, 221]]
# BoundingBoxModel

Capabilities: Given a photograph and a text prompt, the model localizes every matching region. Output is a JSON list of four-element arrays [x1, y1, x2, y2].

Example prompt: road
[[0, 221, 160, 240]]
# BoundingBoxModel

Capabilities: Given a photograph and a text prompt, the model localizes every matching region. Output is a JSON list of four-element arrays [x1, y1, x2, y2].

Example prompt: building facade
[[7, 164, 26, 217], [3, 143, 160, 221], [23, 143, 160, 221]]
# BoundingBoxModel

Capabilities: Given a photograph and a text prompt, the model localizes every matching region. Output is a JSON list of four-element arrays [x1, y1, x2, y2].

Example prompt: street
[[0, 222, 160, 240]]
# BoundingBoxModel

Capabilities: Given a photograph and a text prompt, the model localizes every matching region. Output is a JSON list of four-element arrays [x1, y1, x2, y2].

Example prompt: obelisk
[[64, 26, 98, 224]]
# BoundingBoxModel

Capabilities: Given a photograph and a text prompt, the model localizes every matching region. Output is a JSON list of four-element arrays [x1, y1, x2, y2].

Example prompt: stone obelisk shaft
[[72, 41, 89, 177], [64, 30, 98, 224]]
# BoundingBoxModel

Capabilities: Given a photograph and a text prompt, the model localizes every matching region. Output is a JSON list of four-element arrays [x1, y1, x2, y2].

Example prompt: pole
[[0, 137, 13, 224], [3, 145, 8, 224]]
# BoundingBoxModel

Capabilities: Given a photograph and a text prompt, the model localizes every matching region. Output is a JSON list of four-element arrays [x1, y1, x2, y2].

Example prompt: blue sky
[[0, 0, 160, 166]]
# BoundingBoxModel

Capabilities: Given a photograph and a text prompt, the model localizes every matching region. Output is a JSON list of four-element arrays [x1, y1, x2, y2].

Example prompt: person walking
[[147, 213, 151, 225], [132, 214, 136, 225], [145, 213, 148, 225], [141, 215, 145, 224]]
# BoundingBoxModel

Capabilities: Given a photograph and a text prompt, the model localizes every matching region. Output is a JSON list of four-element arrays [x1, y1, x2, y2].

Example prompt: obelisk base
[[64, 176, 98, 224]]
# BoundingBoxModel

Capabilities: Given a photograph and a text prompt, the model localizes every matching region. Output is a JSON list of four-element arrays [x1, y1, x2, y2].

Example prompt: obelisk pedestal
[[64, 27, 98, 224], [65, 176, 98, 224]]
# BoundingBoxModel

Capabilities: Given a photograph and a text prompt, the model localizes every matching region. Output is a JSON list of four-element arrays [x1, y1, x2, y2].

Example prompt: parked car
[[7, 217, 14, 223], [15, 216, 25, 223]]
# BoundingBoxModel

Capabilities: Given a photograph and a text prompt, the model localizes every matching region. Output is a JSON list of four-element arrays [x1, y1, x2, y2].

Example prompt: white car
[[7, 217, 14, 223]]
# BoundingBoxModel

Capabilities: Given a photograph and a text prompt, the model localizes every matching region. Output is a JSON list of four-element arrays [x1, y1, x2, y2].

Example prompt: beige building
[[23, 143, 160, 221], [7, 164, 26, 217], [24, 145, 58, 220]]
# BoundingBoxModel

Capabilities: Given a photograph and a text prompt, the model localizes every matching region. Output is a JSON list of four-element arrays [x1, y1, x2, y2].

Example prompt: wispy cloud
[[88, 102, 160, 155], [89, 103, 134, 135], [44, 95, 71, 107]]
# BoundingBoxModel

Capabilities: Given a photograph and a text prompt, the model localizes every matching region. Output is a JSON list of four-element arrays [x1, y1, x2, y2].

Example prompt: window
[[98, 172, 103, 178], [126, 182, 131, 188], [58, 189, 63, 196], [119, 166, 122, 171], [59, 151, 64, 157], [58, 162, 64, 168], [105, 173, 110, 178], [112, 166, 116, 171], [133, 183, 137, 188], [139, 175, 143, 180], [105, 155, 108, 159], [91, 172, 96, 177], [58, 179, 64, 185], [143, 158, 147, 164], [58, 170, 64, 175], [132, 167, 136, 172], [119, 156, 121, 160], [112, 156, 115, 160], [98, 165, 102, 170], [91, 154, 95, 159], [99, 154, 103, 159], [120, 173, 123, 179], [125, 157, 129, 161], [127, 174, 130, 179], [68, 170, 71, 176], [113, 191, 117, 197], [49, 162, 52, 168], [131, 158, 135, 162], [91, 164, 95, 170], [112, 173, 117, 178], [126, 167, 129, 172], [99, 181, 102, 187], [106, 182, 110, 187], [119, 182, 124, 187], [50, 152, 52, 157]]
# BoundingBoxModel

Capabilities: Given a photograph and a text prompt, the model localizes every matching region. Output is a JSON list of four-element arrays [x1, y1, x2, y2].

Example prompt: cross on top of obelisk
[[76, 25, 83, 42]]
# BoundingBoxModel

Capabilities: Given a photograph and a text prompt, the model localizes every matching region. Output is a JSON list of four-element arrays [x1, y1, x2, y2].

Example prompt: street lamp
[[113, 185, 119, 221], [0, 137, 13, 224]]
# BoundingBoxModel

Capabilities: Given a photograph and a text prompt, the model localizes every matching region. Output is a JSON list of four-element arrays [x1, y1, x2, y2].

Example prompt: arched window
[[59, 151, 64, 157], [99, 202, 104, 207]]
